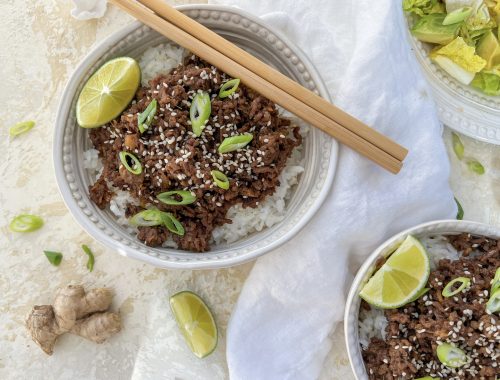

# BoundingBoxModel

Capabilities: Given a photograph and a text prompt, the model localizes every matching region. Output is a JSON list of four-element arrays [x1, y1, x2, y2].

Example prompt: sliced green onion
[[161, 213, 185, 236], [138, 99, 157, 134], [486, 288, 500, 314], [455, 197, 464, 220], [415, 377, 439, 380], [218, 134, 253, 154], [436, 343, 468, 368], [466, 158, 485, 175], [129, 209, 163, 227], [129, 209, 185, 236], [9, 120, 36, 137], [9, 214, 44, 233], [157, 190, 196, 206], [451, 132, 464, 160], [44, 251, 62, 266], [119, 151, 142, 175], [443, 7, 473, 25], [81, 244, 95, 272], [190, 92, 211, 136], [211, 170, 230, 190], [218, 78, 240, 98], [491, 268, 500, 294], [442, 277, 471, 297]]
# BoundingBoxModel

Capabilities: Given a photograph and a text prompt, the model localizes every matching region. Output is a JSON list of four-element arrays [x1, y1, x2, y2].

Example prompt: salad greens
[[405, 0, 500, 94]]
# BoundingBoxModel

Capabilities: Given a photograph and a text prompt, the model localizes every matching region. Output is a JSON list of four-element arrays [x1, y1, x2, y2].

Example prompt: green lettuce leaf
[[430, 36, 487, 71], [403, 0, 446, 16], [471, 70, 500, 94]]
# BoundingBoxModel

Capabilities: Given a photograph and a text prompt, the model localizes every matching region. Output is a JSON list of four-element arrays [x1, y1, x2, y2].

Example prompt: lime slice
[[170, 291, 218, 358], [360, 235, 430, 309], [76, 57, 141, 128]]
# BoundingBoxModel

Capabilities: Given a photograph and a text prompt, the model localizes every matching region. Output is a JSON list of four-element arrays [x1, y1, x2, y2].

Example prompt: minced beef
[[362, 233, 500, 380], [88, 54, 302, 252]]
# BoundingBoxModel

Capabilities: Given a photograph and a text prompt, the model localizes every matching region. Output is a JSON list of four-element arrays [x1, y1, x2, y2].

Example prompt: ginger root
[[25, 285, 121, 355]]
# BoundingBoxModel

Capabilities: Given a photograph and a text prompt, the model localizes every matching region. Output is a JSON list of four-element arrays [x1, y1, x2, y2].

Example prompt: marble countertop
[[1, 1, 499, 379]]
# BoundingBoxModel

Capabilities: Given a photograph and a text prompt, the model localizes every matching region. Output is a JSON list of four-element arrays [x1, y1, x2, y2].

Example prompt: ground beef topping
[[88, 54, 302, 252], [362, 233, 500, 380]]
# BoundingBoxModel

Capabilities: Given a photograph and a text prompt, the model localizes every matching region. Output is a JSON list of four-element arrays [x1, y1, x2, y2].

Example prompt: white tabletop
[[1, 1, 499, 378]]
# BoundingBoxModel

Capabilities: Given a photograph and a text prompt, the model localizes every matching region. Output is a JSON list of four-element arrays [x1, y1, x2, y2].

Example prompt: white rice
[[138, 43, 186, 86], [84, 43, 306, 247], [358, 234, 460, 348]]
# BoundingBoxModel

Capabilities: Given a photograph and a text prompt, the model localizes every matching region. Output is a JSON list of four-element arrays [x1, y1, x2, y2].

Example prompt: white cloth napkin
[[207, 0, 457, 379]]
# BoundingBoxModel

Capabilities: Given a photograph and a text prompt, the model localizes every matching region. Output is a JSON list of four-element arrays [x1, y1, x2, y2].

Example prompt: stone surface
[[1, 1, 499, 379]]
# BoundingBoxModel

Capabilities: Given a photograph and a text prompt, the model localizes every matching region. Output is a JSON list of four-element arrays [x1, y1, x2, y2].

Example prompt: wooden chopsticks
[[109, 0, 408, 173]]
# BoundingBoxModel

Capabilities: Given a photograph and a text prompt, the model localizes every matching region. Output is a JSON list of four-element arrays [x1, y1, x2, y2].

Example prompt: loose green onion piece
[[218, 78, 240, 98], [415, 377, 439, 380], [9, 214, 44, 233], [442, 6, 473, 25], [44, 251, 63, 266], [455, 197, 464, 220], [451, 132, 464, 160], [442, 277, 471, 297], [119, 151, 142, 175], [129, 209, 164, 227], [9, 120, 36, 137], [436, 343, 468, 368], [211, 170, 230, 190], [491, 268, 500, 294], [157, 190, 196, 206], [190, 92, 211, 136], [161, 213, 185, 236], [218, 134, 253, 154], [81, 244, 95, 272], [138, 99, 157, 134], [486, 288, 500, 314], [466, 158, 485, 175]]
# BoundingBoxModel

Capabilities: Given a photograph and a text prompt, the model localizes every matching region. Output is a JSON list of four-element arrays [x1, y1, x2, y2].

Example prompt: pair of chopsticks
[[109, 0, 408, 173]]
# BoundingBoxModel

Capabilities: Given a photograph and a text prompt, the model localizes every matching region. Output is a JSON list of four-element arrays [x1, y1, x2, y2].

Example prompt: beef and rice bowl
[[83, 44, 305, 252], [358, 233, 500, 380]]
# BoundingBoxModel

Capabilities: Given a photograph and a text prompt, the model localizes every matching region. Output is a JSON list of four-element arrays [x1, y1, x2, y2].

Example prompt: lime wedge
[[170, 291, 218, 358], [76, 57, 141, 128], [360, 235, 430, 309]]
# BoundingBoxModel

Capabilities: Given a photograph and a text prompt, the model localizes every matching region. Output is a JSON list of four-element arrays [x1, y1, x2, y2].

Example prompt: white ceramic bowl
[[53, 5, 338, 269], [344, 219, 500, 379], [405, 14, 500, 145]]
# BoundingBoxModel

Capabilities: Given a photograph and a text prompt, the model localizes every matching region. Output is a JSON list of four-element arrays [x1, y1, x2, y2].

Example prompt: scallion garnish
[[129, 209, 185, 236], [190, 92, 211, 136], [129, 209, 164, 227], [157, 190, 196, 206], [486, 288, 500, 314], [218, 79, 240, 98], [119, 151, 142, 175], [451, 132, 464, 160], [138, 99, 157, 133], [44, 251, 63, 266], [211, 170, 230, 190], [10, 120, 36, 137], [442, 277, 471, 297], [454, 197, 464, 220], [436, 343, 468, 368], [466, 158, 485, 175], [161, 213, 185, 236], [81, 244, 95, 272], [218, 134, 253, 154], [9, 214, 44, 233]]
